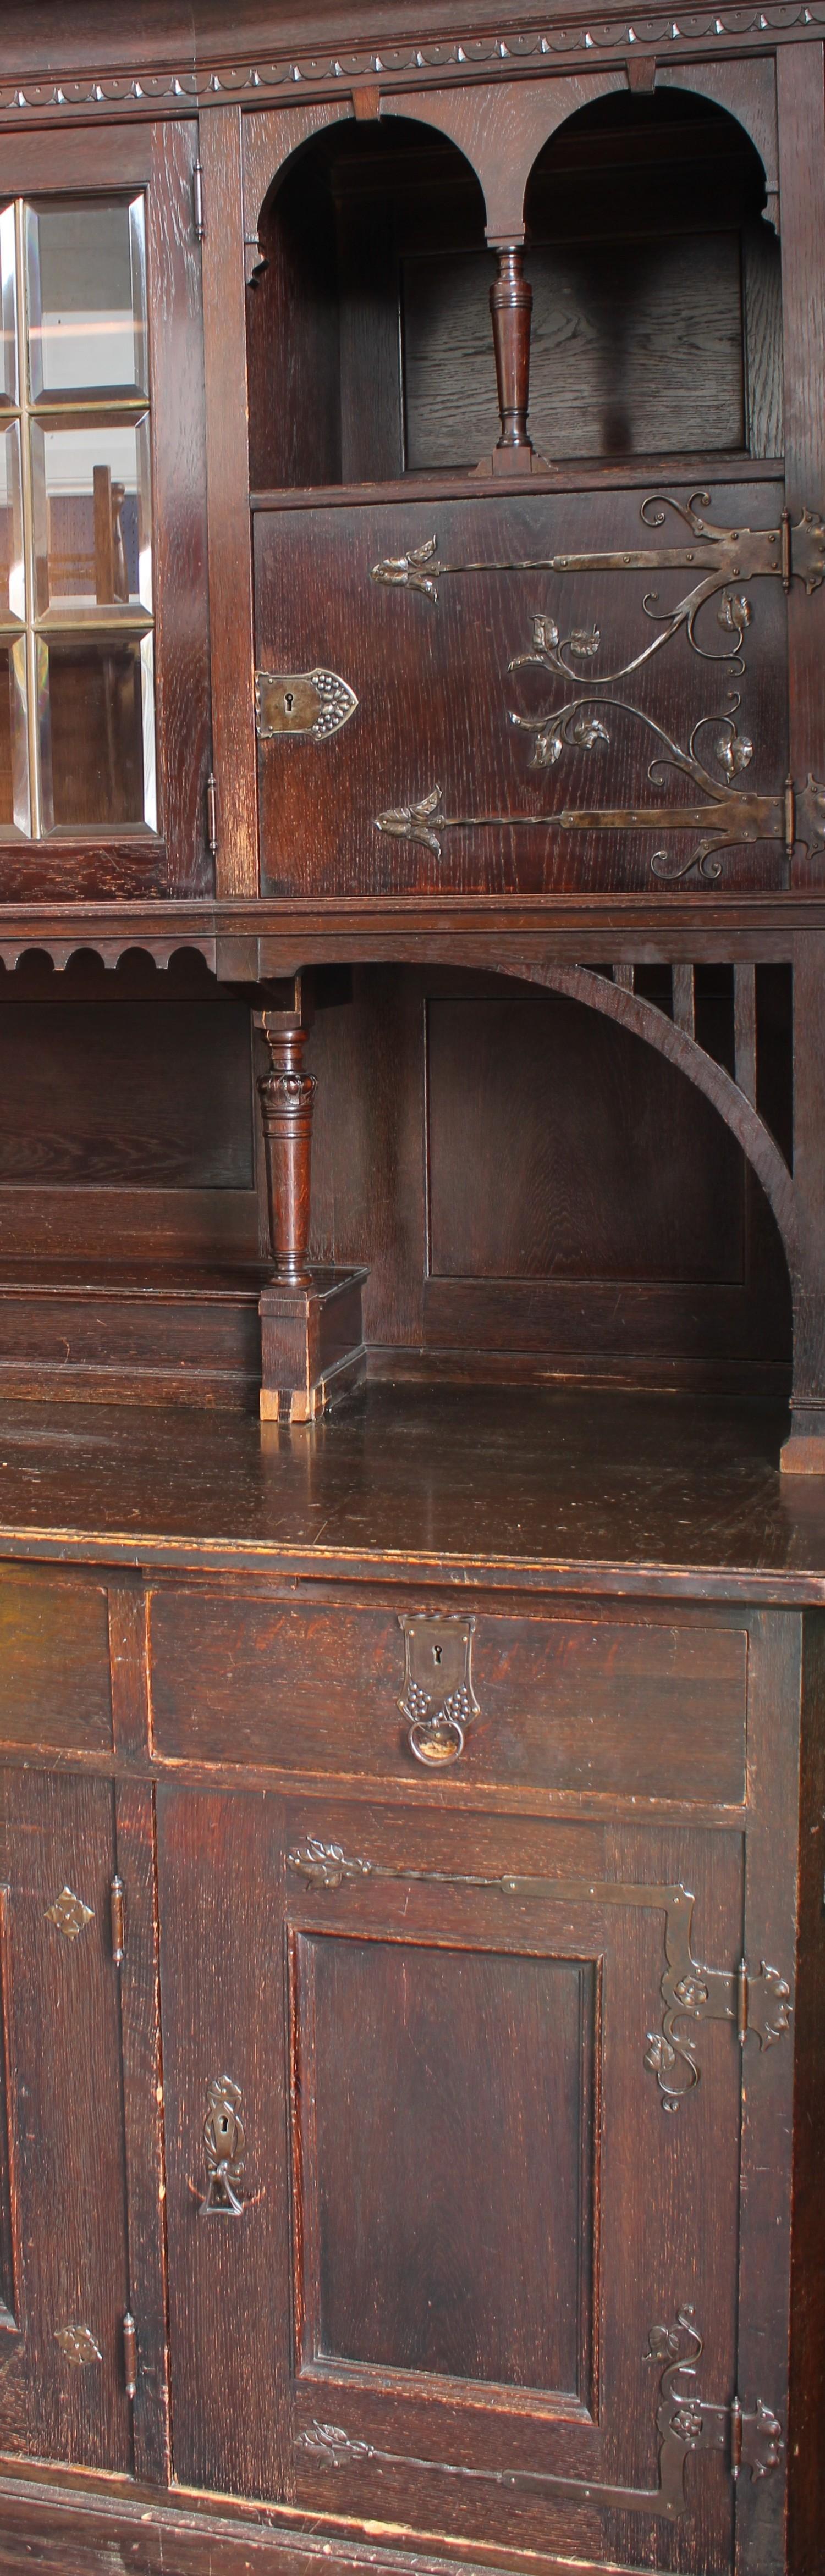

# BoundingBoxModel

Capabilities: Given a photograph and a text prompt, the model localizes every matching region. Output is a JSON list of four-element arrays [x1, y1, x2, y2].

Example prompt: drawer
[[0, 1566, 112, 1754], [148, 1593, 747, 1805]]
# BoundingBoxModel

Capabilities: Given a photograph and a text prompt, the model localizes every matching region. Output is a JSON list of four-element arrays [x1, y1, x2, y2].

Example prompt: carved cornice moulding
[[0, 4, 818, 121]]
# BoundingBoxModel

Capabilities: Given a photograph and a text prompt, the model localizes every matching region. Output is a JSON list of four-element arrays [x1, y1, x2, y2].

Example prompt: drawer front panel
[[0, 1567, 112, 1754], [254, 478, 789, 900], [149, 1593, 747, 1804]]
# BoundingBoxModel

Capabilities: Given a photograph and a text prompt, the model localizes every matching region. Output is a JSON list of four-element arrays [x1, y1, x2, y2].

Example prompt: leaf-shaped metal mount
[[375, 784, 445, 856], [55, 2323, 102, 2367]]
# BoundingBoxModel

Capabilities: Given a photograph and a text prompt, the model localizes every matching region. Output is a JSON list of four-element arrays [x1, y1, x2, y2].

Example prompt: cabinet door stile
[[0, 1766, 133, 2473], [114, 1776, 170, 2489], [156, 1783, 292, 2503]]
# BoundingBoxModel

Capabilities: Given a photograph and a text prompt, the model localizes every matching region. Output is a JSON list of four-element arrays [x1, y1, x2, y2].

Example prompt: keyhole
[[284, 690, 294, 715], [218, 2113, 230, 2138], [432, 1644, 442, 1666]]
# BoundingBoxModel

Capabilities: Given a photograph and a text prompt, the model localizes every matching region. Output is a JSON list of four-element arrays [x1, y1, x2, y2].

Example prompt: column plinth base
[[258, 1267, 367, 1424]]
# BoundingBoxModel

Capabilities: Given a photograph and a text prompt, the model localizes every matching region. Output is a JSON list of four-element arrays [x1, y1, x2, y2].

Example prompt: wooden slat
[[670, 963, 695, 1037], [734, 963, 758, 1105]]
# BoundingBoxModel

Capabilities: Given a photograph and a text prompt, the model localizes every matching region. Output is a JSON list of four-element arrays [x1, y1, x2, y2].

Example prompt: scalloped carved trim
[[0, 12, 821, 121]]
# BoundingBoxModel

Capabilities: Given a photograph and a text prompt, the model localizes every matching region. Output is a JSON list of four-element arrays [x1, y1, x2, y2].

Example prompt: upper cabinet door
[[0, 120, 210, 900]]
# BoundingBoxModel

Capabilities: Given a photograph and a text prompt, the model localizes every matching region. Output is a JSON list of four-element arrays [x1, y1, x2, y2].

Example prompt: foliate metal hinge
[[645, 1936, 791, 2108], [656, 2320, 783, 2483], [110, 1875, 125, 1967], [123, 2311, 138, 2402], [193, 161, 205, 242]]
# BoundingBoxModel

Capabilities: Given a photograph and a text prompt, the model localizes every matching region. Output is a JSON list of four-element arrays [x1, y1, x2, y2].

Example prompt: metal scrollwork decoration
[[199, 2075, 246, 2216], [371, 495, 825, 675], [370, 493, 825, 882]]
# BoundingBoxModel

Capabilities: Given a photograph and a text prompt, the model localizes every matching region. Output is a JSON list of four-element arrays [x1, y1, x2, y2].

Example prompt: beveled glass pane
[[0, 422, 24, 622], [25, 196, 147, 400], [0, 639, 30, 836], [0, 205, 18, 406], [40, 634, 155, 831], [31, 416, 152, 613]]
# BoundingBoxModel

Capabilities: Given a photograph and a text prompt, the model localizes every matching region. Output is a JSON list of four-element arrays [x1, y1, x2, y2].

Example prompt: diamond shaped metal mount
[[45, 1886, 94, 1941], [54, 2323, 102, 2368]]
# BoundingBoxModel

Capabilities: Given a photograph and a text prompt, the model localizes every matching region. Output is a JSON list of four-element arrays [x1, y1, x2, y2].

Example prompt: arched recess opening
[[307, 960, 793, 1391], [520, 89, 782, 465], [246, 117, 488, 490]]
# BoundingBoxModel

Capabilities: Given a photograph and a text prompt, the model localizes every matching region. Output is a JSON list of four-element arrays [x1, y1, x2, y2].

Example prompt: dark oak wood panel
[[0, 1003, 253, 1189], [0, 1567, 111, 1754], [295, 1928, 593, 2391], [426, 991, 745, 1282]]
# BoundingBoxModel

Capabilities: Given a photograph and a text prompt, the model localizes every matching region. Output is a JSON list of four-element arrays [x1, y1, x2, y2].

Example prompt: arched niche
[[496, 960, 798, 1294], [520, 86, 782, 464], [246, 112, 489, 490]]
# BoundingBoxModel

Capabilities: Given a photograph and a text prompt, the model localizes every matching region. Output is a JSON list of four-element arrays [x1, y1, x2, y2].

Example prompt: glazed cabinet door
[[0, 120, 210, 900], [157, 1784, 754, 2574], [0, 1768, 133, 2472]]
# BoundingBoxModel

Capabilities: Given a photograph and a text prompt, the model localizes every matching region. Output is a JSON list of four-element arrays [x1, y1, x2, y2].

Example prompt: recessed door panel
[[296, 1931, 593, 2398]]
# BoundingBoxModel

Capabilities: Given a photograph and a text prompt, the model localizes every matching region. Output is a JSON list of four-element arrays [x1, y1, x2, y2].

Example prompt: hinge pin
[[730, 2392, 744, 2479], [780, 505, 792, 592], [737, 1955, 749, 2046], [206, 770, 218, 858], [110, 1875, 125, 1968], [123, 2311, 138, 2401], [193, 161, 205, 242]]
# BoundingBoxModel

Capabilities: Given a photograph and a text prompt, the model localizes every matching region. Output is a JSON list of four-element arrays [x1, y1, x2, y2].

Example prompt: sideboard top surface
[[0, 1384, 822, 1602]]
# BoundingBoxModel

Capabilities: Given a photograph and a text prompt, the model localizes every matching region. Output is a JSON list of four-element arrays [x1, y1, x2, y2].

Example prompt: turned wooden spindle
[[490, 244, 534, 464], [257, 1018, 316, 1286]]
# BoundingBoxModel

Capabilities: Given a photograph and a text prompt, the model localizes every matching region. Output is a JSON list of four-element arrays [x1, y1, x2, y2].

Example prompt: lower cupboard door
[[284, 1804, 746, 2576], [157, 1791, 751, 2573]]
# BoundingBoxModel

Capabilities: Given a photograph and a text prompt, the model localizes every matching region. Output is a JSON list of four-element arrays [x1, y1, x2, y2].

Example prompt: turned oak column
[[490, 244, 534, 461], [256, 1016, 316, 1285]]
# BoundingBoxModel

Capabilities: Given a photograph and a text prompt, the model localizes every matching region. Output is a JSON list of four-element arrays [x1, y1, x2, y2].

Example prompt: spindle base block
[[259, 1266, 367, 1423]]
